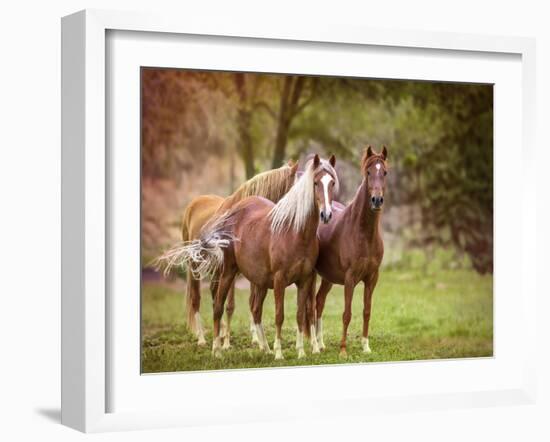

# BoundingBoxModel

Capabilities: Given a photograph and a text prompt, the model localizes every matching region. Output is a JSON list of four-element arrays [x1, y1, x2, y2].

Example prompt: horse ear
[[366, 145, 374, 158], [290, 160, 299, 175], [381, 145, 388, 160], [313, 154, 320, 168], [329, 154, 336, 167]]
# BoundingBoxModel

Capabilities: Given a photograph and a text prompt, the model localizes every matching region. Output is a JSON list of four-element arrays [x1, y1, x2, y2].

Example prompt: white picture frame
[[61, 9, 537, 433]]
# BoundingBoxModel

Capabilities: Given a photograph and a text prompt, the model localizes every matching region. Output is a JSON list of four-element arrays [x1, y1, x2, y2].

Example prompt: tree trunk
[[271, 76, 306, 168], [234, 73, 256, 179]]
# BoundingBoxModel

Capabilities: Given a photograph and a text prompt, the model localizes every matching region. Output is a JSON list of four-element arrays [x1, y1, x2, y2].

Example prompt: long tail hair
[[153, 211, 237, 281]]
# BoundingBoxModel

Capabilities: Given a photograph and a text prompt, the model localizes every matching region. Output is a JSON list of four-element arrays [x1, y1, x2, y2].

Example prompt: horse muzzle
[[370, 195, 384, 210], [320, 209, 333, 224]]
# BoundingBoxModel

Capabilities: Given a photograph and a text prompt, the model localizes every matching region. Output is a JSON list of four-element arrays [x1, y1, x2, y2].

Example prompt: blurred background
[[141, 68, 493, 275]]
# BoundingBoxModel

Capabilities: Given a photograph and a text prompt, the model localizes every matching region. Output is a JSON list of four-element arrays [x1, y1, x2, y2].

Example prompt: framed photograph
[[61, 9, 537, 432]]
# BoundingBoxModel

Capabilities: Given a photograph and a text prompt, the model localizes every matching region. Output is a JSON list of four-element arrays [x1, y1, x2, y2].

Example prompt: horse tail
[[153, 211, 236, 281]]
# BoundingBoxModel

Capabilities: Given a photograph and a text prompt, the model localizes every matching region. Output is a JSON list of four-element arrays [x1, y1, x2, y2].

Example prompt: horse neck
[[350, 179, 381, 240], [300, 203, 321, 242]]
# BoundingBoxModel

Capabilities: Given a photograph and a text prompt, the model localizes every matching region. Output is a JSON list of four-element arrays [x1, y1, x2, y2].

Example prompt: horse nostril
[[371, 196, 376, 204], [380, 197, 384, 205]]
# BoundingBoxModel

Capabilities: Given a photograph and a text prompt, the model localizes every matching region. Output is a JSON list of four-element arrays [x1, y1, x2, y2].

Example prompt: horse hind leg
[[315, 278, 333, 351], [211, 268, 237, 358], [187, 267, 206, 346], [222, 282, 236, 350], [251, 285, 270, 353], [296, 276, 319, 358], [210, 277, 227, 341], [306, 275, 321, 355]]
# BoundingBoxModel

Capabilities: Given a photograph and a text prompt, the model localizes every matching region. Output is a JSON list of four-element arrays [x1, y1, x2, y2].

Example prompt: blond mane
[[221, 162, 297, 210], [269, 158, 338, 235]]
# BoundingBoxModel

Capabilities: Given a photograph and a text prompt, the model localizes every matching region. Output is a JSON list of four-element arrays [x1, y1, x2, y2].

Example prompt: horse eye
[[367, 171, 370, 176], [314, 182, 318, 186], [384, 171, 387, 176]]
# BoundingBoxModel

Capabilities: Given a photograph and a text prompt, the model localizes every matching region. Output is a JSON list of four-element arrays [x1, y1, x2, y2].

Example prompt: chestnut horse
[[314, 146, 387, 357], [183, 155, 338, 359], [157, 161, 298, 347]]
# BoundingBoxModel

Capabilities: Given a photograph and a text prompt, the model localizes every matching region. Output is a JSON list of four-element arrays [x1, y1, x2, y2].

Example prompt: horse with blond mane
[[156, 161, 298, 348], [180, 154, 338, 359]]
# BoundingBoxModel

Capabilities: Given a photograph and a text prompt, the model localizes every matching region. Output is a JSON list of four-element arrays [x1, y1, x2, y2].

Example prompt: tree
[[234, 73, 256, 178], [271, 76, 317, 168]]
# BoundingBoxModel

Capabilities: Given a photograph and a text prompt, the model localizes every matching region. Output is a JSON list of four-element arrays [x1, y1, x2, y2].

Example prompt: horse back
[[181, 194, 224, 241]]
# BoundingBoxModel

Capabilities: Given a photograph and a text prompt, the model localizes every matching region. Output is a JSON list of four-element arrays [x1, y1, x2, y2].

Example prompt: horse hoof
[[339, 349, 348, 359], [274, 351, 284, 360], [297, 349, 306, 359], [222, 340, 231, 350], [197, 338, 207, 347], [312, 347, 321, 355], [212, 349, 222, 358], [361, 338, 372, 354]]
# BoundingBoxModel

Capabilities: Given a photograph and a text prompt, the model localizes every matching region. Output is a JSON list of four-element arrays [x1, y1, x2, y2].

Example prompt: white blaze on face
[[375, 163, 381, 174], [320, 174, 333, 214]]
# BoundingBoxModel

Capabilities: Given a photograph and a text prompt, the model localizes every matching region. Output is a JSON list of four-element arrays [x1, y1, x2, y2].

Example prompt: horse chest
[[351, 257, 380, 278], [340, 240, 383, 281]]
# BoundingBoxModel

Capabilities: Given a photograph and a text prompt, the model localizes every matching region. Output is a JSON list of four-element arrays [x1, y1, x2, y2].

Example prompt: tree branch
[[253, 101, 277, 119]]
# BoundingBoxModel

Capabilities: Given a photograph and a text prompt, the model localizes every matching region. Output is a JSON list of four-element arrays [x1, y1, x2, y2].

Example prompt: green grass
[[141, 269, 493, 373]]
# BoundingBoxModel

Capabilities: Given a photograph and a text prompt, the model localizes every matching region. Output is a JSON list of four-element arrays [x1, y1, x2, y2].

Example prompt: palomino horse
[[183, 155, 338, 359], [157, 162, 298, 348], [314, 146, 387, 357]]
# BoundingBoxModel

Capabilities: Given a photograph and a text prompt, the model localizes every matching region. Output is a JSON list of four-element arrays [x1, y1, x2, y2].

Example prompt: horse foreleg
[[340, 275, 355, 358], [315, 278, 333, 351], [248, 284, 260, 345], [212, 270, 236, 358], [187, 267, 206, 346], [251, 285, 270, 352], [273, 276, 286, 360], [362, 271, 379, 354], [295, 281, 306, 359]]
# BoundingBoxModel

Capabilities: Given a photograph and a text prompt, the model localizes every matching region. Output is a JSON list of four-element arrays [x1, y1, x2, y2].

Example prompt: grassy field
[[141, 269, 493, 373]]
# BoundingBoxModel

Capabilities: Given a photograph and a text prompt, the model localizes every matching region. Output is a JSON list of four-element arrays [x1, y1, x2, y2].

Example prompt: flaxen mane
[[269, 158, 339, 235], [221, 161, 297, 211]]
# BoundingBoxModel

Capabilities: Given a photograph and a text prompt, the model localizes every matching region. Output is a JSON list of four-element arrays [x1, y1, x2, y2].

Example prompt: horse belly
[[234, 236, 272, 287], [316, 247, 345, 284]]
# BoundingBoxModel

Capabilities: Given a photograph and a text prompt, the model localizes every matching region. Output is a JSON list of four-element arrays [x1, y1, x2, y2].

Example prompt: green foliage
[[141, 269, 493, 372], [287, 78, 493, 273]]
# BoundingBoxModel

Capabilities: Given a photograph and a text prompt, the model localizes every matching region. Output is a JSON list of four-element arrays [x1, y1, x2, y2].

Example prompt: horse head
[[312, 154, 338, 224], [361, 145, 388, 211]]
